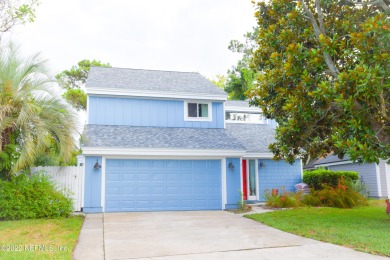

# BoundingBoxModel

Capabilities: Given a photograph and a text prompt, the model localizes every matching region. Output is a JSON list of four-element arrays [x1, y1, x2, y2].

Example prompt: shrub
[[303, 168, 359, 190], [302, 178, 368, 208], [0, 171, 73, 220], [237, 191, 252, 212], [348, 180, 370, 198], [264, 189, 303, 208]]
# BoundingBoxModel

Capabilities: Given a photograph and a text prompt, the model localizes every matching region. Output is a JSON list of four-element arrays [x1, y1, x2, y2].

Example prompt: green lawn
[[0, 216, 84, 260], [246, 200, 390, 257]]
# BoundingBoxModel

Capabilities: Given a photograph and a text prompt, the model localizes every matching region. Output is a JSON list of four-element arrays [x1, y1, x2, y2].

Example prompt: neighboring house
[[80, 67, 302, 213], [304, 155, 390, 198]]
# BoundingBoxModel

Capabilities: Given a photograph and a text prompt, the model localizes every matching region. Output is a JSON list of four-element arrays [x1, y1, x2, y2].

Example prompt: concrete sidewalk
[[73, 214, 104, 260], [73, 211, 387, 260]]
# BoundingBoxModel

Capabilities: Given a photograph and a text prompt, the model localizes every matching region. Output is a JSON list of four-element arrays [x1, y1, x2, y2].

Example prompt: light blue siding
[[328, 163, 379, 197], [258, 159, 302, 201], [225, 158, 241, 209], [83, 156, 102, 213], [88, 96, 224, 128], [105, 159, 222, 212]]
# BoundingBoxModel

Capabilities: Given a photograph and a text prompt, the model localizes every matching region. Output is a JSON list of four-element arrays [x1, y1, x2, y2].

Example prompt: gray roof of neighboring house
[[302, 159, 317, 170], [82, 125, 246, 150], [314, 154, 351, 166], [86, 67, 227, 96], [226, 123, 275, 153], [225, 100, 250, 108]]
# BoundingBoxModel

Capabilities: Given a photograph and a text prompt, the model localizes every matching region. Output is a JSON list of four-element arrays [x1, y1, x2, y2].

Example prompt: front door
[[242, 159, 257, 201]]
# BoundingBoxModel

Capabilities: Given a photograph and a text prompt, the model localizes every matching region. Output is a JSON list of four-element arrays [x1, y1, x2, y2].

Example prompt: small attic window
[[185, 101, 212, 121], [225, 111, 263, 124]]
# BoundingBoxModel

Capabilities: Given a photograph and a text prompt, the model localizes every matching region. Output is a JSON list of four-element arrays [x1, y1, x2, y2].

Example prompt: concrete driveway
[[73, 211, 386, 260]]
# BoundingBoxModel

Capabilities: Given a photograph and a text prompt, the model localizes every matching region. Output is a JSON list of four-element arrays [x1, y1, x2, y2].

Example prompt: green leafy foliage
[[0, 132, 20, 179], [224, 27, 259, 100], [33, 136, 79, 167], [0, 0, 39, 37], [302, 179, 368, 208], [210, 74, 227, 89], [303, 169, 359, 190], [62, 88, 87, 111], [56, 59, 110, 110], [264, 189, 303, 208], [249, 0, 390, 164], [349, 179, 370, 198], [0, 43, 78, 177], [56, 59, 111, 90], [0, 172, 73, 220], [225, 61, 257, 100]]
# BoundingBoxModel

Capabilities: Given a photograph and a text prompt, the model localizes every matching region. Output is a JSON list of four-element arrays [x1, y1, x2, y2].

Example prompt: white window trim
[[246, 159, 258, 201], [221, 158, 227, 210], [225, 111, 265, 124], [184, 100, 212, 122], [376, 164, 382, 198], [101, 157, 106, 212], [385, 162, 390, 198], [255, 159, 260, 201]]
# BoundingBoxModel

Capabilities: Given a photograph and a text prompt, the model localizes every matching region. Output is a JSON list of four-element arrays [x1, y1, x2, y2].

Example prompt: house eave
[[225, 106, 261, 113], [82, 147, 246, 157], [314, 160, 353, 168], [86, 87, 228, 101], [243, 152, 274, 158]]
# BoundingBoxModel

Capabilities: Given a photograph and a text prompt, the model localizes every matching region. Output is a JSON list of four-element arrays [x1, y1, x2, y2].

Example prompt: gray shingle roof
[[314, 154, 351, 166], [86, 67, 227, 96], [225, 100, 250, 108], [82, 125, 245, 150], [226, 123, 275, 153]]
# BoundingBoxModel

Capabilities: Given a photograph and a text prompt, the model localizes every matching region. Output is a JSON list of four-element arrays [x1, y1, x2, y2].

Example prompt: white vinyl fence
[[31, 166, 84, 211]]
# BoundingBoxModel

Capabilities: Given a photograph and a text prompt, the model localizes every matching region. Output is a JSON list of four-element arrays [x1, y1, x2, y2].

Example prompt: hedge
[[303, 168, 359, 190], [0, 172, 73, 220]]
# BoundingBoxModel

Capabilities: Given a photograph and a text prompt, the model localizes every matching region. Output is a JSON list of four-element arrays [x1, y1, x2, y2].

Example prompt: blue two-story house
[[81, 67, 302, 213]]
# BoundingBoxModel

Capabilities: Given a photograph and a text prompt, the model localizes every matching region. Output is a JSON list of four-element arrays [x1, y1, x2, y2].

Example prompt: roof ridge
[[90, 66, 200, 74]]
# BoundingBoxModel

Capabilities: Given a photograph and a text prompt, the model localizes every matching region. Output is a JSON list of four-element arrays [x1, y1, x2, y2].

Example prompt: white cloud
[[7, 0, 256, 78]]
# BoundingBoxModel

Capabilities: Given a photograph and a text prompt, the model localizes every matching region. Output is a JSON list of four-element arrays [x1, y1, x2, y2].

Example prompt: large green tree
[[0, 0, 39, 41], [0, 44, 78, 178], [56, 59, 111, 110], [249, 0, 389, 163], [225, 28, 259, 100]]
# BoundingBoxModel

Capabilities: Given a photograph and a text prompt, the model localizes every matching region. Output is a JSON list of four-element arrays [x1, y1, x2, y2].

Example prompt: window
[[185, 101, 211, 121], [225, 111, 263, 124]]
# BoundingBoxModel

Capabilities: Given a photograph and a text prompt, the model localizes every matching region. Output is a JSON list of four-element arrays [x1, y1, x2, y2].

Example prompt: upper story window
[[225, 111, 263, 124], [184, 101, 212, 121]]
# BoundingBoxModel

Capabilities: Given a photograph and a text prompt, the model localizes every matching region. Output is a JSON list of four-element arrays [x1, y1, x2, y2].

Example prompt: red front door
[[242, 159, 248, 200]]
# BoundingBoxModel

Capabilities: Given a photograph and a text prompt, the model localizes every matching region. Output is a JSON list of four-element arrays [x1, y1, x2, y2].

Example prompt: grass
[[0, 216, 84, 260], [246, 200, 390, 257]]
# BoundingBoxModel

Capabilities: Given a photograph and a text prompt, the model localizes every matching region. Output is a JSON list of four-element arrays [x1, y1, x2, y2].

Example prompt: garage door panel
[[178, 161, 192, 168], [166, 187, 180, 194], [167, 174, 179, 181], [181, 175, 193, 181], [152, 174, 165, 181], [194, 161, 207, 168], [107, 160, 121, 167], [105, 159, 222, 212]]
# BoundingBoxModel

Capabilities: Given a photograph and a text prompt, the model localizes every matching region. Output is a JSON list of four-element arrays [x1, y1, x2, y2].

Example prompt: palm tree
[[0, 43, 78, 178]]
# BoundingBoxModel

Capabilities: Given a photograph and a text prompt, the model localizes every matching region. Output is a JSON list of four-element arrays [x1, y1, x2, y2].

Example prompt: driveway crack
[[111, 244, 305, 260]]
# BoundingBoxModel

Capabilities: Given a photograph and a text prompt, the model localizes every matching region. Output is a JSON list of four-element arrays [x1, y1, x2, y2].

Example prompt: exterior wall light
[[94, 159, 101, 169], [259, 161, 265, 168], [228, 161, 235, 169]]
